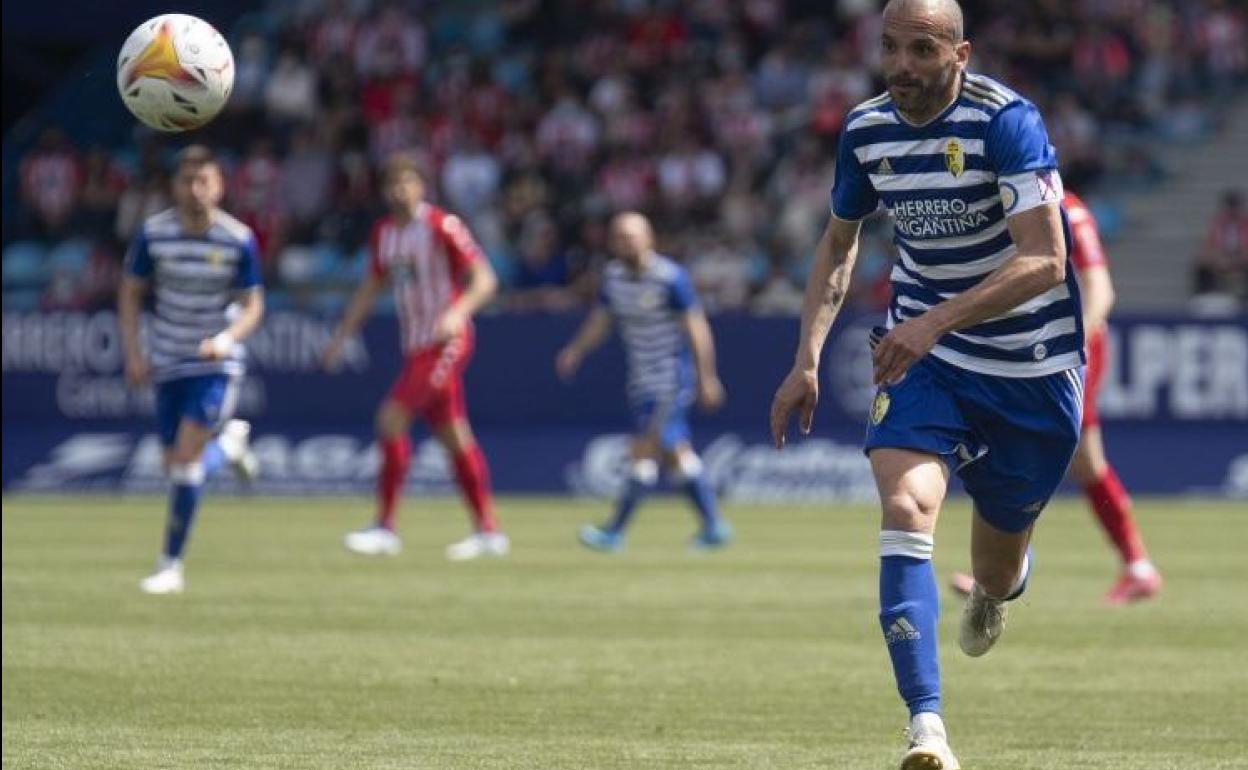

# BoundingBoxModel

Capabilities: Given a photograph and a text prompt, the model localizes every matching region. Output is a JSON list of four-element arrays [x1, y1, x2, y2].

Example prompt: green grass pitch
[[3, 495, 1246, 769]]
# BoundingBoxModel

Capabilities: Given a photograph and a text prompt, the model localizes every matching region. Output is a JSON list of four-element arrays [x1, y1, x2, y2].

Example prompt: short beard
[[904, 67, 958, 122]]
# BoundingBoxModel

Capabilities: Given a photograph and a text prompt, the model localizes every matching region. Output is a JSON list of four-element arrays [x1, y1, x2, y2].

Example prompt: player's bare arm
[[118, 274, 150, 386], [556, 305, 612, 380], [681, 308, 725, 411], [199, 286, 265, 361], [770, 215, 863, 448], [323, 271, 385, 370], [434, 257, 498, 343], [1079, 264, 1115, 334], [872, 202, 1067, 385]]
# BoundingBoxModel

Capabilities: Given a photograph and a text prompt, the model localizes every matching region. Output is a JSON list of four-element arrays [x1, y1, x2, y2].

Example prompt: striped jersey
[[125, 208, 261, 383], [368, 203, 484, 354], [832, 72, 1084, 377], [598, 254, 697, 404]]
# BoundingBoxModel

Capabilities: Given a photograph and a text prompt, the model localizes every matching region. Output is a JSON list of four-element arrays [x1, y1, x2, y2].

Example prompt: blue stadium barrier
[[3, 311, 1246, 499]]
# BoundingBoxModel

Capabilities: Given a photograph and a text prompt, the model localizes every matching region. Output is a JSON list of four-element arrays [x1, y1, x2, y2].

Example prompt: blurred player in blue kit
[[770, 0, 1084, 766], [557, 212, 732, 552], [119, 146, 263, 595]]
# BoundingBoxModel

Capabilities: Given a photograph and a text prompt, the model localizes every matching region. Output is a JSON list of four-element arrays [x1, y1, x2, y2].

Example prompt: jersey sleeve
[[234, 233, 262, 289], [668, 267, 698, 312], [1067, 205, 1107, 271], [123, 228, 153, 279], [986, 101, 1064, 217], [435, 210, 485, 277], [830, 129, 879, 221]]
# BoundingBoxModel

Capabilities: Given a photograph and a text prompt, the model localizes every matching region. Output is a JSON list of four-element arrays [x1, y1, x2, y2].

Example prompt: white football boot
[[900, 712, 961, 770], [139, 558, 185, 595], [343, 526, 402, 556], [445, 532, 511, 562], [218, 419, 260, 482], [959, 582, 1008, 657]]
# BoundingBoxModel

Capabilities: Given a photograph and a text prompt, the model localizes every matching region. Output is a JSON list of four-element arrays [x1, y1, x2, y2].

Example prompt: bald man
[[557, 212, 731, 552], [770, 0, 1081, 766]]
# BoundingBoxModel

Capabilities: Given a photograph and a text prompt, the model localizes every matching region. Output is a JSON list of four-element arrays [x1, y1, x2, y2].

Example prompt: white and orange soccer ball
[[116, 14, 234, 132]]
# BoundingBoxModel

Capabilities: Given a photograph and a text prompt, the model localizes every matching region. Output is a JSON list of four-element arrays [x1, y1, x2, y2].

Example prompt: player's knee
[[630, 458, 659, 486], [375, 405, 408, 438], [167, 461, 205, 486], [1069, 444, 1105, 485], [436, 422, 474, 455], [668, 451, 703, 483], [879, 490, 939, 532]]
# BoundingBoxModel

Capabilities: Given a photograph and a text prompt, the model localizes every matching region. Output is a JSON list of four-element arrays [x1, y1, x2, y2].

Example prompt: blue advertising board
[[3, 310, 1246, 499]]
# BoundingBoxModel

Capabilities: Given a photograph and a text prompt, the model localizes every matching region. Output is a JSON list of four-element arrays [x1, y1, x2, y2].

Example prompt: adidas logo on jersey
[[877, 157, 894, 175], [885, 617, 922, 644]]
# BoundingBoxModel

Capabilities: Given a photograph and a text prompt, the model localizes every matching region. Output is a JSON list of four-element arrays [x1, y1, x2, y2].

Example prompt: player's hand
[[872, 316, 940, 386], [432, 307, 468, 343], [769, 367, 819, 449], [197, 330, 235, 361], [698, 376, 726, 412], [124, 353, 150, 387], [555, 347, 581, 381]]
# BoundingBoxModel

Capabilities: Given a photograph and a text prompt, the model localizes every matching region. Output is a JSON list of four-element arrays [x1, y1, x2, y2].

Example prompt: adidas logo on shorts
[[885, 617, 922, 645]]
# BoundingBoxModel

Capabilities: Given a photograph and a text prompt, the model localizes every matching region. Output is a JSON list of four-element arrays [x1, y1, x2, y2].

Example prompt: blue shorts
[[864, 355, 1083, 533], [631, 393, 693, 451], [155, 374, 240, 447]]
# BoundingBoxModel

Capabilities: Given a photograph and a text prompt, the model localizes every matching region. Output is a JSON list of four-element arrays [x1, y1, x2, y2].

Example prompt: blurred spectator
[[76, 147, 127, 243], [1048, 93, 1103, 189], [536, 91, 600, 173], [18, 128, 80, 239], [442, 134, 502, 217], [307, 0, 360, 67], [1194, 190, 1248, 298], [265, 50, 320, 127], [656, 137, 726, 219], [505, 211, 580, 312], [231, 138, 286, 266], [116, 168, 170, 243], [355, 5, 426, 79], [751, 252, 806, 316], [230, 34, 271, 114], [281, 126, 336, 243]]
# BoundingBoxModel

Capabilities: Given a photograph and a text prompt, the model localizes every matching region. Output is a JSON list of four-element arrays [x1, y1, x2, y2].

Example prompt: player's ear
[[954, 40, 971, 69]]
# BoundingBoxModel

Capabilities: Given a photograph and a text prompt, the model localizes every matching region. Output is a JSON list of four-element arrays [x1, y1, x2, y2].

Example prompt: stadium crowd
[[5, 0, 1247, 314]]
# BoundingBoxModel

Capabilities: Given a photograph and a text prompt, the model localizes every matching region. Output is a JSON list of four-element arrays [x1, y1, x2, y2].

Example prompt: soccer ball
[[116, 14, 234, 132]]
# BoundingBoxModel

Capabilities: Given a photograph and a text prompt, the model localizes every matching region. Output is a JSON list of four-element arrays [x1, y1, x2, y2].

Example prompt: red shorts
[[1082, 330, 1105, 428], [387, 333, 473, 428]]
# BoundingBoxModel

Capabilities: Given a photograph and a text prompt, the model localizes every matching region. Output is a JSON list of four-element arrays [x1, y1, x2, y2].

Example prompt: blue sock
[[201, 439, 226, 479], [164, 463, 205, 560], [606, 460, 658, 534], [680, 461, 720, 529], [878, 531, 941, 717]]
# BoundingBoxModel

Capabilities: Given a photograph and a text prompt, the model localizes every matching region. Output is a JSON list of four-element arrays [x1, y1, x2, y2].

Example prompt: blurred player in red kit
[[954, 191, 1162, 604], [322, 153, 508, 561]]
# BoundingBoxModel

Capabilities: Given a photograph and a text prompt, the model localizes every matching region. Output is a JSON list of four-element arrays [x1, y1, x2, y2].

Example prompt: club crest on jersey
[[871, 391, 891, 425], [206, 248, 225, 267], [944, 139, 965, 178], [638, 289, 662, 310]]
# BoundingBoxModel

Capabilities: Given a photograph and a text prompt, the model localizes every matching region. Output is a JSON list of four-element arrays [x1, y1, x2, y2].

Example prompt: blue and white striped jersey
[[125, 208, 261, 383], [599, 255, 697, 404], [832, 72, 1084, 378]]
